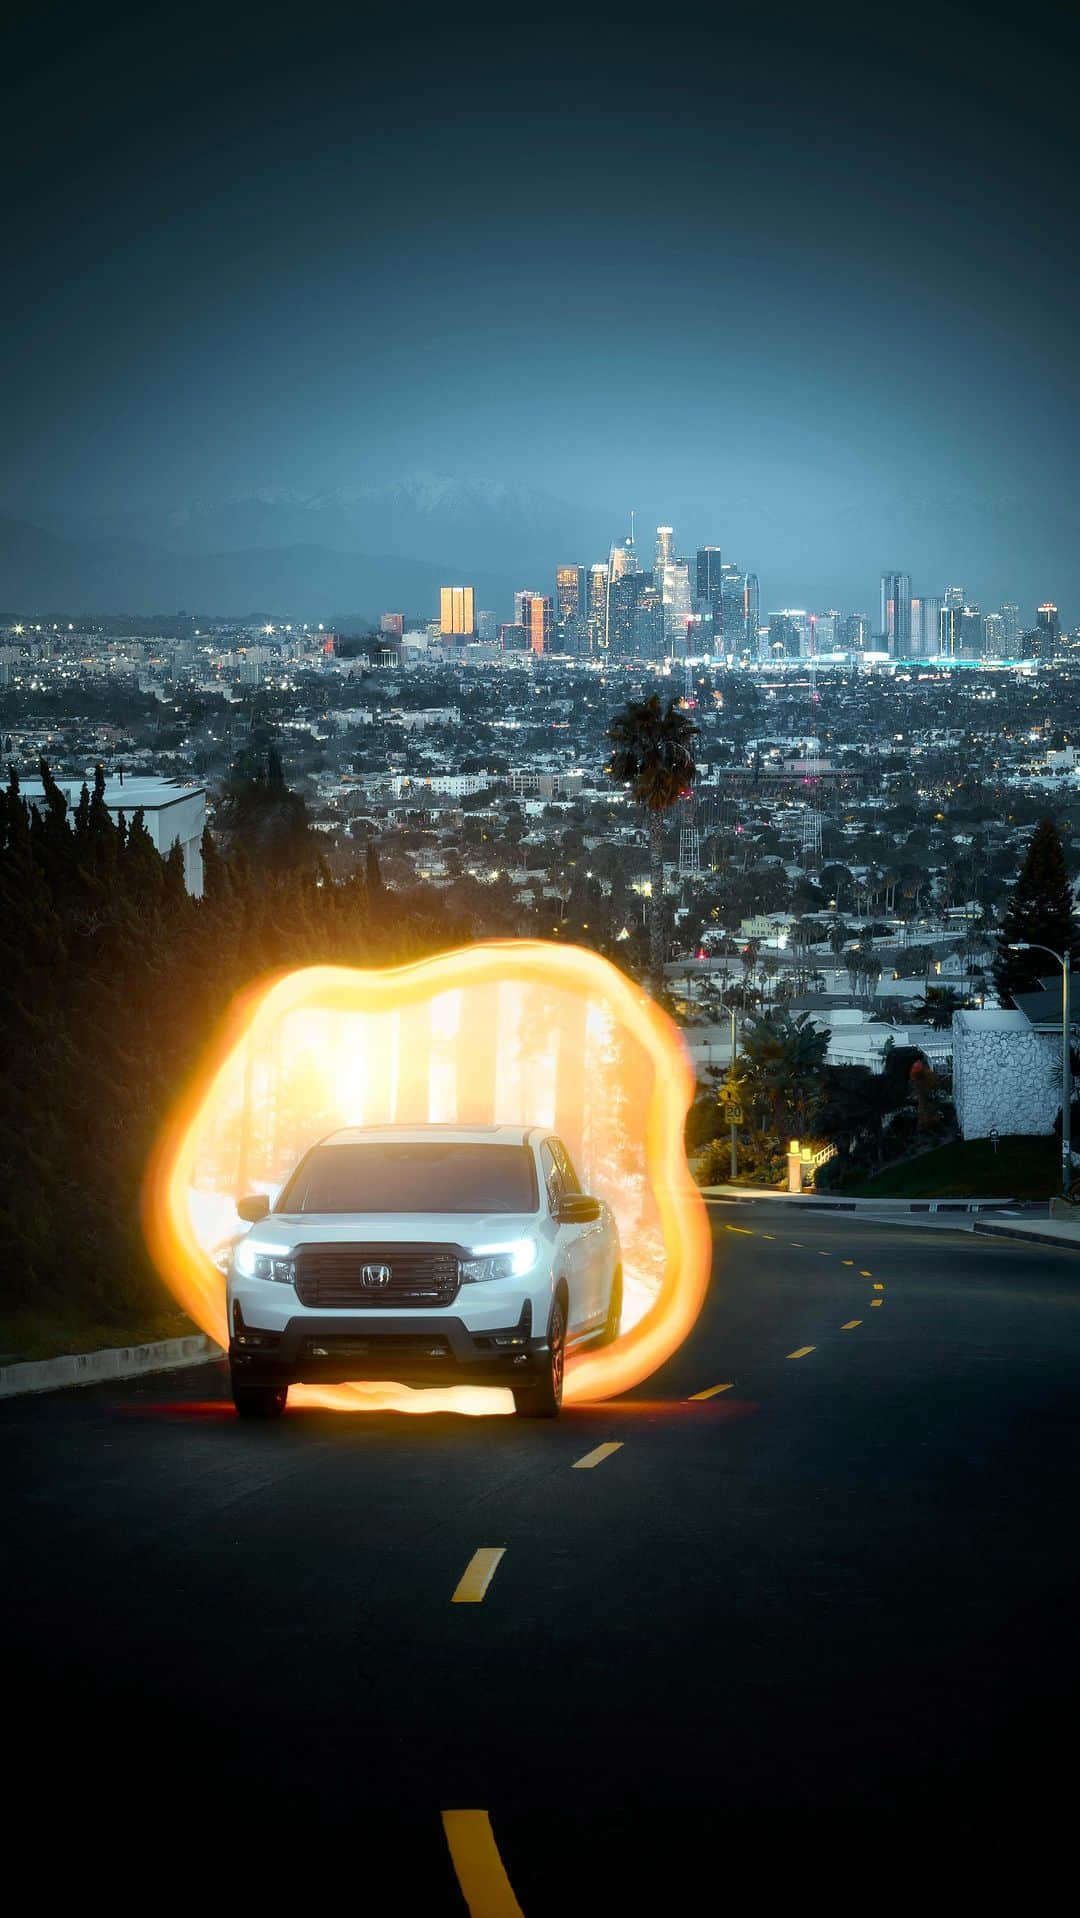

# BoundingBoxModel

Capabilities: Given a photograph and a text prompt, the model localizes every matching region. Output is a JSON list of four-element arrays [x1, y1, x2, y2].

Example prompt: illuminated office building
[[587, 564, 608, 652], [768, 612, 803, 659], [945, 584, 965, 610], [695, 547, 724, 642], [959, 605, 984, 656], [633, 582, 664, 659], [1037, 603, 1060, 644], [440, 586, 475, 636], [518, 592, 553, 656], [982, 612, 1006, 659], [721, 564, 749, 652], [608, 570, 655, 657], [918, 597, 943, 655], [555, 565, 585, 627], [1001, 604, 1021, 651], [663, 557, 693, 654], [743, 574, 760, 652], [880, 571, 912, 654], [839, 612, 869, 652]]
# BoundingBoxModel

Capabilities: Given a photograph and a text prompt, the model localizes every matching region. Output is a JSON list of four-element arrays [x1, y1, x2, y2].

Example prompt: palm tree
[[606, 694, 698, 994], [740, 1009, 830, 1140]]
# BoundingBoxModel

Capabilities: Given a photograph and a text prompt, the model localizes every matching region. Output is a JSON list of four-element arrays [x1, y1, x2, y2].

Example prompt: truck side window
[[553, 1139, 582, 1193], [540, 1141, 563, 1211]]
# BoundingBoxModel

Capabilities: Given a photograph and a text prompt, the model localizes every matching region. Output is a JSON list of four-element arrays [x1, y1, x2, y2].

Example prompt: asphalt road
[[8, 1208, 1080, 1903]]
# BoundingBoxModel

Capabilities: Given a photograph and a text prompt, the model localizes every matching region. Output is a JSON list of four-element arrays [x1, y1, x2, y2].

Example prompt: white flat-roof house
[[19, 775, 206, 895]]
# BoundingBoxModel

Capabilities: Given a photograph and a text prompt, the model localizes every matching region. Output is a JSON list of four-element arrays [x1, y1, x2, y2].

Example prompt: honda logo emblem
[[361, 1262, 392, 1288]]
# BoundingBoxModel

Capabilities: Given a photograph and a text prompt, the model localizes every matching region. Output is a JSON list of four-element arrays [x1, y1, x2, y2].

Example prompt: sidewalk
[[700, 1184, 1080, 1255], [972, 1214, 1080, 1253], [700, 1185, 1011, 1215]]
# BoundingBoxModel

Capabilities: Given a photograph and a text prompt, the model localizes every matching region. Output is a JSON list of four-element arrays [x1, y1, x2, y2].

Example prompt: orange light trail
[[142, 941, 713, 1413]]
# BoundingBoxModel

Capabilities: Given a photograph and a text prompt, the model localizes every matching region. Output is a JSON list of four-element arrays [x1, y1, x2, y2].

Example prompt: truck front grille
[[293, 1244, 461, 1309]]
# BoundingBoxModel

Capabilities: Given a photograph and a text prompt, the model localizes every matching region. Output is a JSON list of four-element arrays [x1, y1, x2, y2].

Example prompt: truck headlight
[[234, 1240, 296, 1284], [460, 1237, 539, 1283]]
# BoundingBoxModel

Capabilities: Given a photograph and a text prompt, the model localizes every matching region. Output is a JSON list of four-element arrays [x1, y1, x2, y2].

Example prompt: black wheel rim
[[551, 1310, 565, 1401]]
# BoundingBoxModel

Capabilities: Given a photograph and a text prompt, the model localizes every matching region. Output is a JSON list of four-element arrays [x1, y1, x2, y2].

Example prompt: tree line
[[0, 758, 463, 1351]]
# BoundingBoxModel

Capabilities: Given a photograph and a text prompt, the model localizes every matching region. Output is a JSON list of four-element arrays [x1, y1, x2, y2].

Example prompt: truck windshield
[[277, 1143, 539, 1215]]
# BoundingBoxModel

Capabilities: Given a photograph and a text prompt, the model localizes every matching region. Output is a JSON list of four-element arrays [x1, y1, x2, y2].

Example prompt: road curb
[[700, 1187, 1010, 1215], [0, 1333, 224, 1400], [972, 1221, 1080, 1253]]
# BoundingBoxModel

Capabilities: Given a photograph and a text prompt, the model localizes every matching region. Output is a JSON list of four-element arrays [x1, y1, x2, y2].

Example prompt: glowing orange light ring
[[142, 942, 712, 1408]]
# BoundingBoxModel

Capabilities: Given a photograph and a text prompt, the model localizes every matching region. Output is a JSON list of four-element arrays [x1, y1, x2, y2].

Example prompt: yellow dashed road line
[[860, 1269, 872, 1277], [841, 1320, 862, 1330], [572, 1442, 623, 1470], [452, 1548, 506, 1604], [725, 1224, 754, 1236], [787, 1346, 816, 1359], [870, 1298, 884, 1308], [442, 1812, 525, 1918], [688, 1382, 734, 1401], [873, 1282, 884, 1290]]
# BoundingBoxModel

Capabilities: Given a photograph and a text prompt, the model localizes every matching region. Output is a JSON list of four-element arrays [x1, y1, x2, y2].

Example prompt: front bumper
[[229, 1300, 542, 1387]]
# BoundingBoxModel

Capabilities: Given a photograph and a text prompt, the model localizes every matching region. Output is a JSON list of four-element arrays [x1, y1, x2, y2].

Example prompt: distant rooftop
[[19, 774, 203, 811]]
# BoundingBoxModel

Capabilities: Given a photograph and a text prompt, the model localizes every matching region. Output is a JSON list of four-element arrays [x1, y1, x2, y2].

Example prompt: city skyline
[[2, 1, 1077, 617]]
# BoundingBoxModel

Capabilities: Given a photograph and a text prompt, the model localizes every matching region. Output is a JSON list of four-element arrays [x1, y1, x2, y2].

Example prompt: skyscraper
[[695, 547, 723, 644], [663, 557, 693, 655], [587, 564, 608, 653], [518, 592, 553, 657], [1037, 603, 1061, 644], [959, 605, 984, 656], [944, 585, 965, 610], [918, 596, 943, 655], [655, 526, 675, 573], [440, 586, 475, 636], [555, 565, 585, 627], [743, 574, 760, 653], [608, 570, 659, 657], [721, 564, 749, 654], [768, 613, 803, 659], [880, 572, 912, 654], [982, 612, 1006, 659], [632, 582, 664, 660], [1001, 604, 1021, 651]]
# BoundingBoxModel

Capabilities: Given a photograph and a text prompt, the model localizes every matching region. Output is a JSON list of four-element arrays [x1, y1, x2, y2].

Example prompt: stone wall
[[953, 1010, 1061, 1140]]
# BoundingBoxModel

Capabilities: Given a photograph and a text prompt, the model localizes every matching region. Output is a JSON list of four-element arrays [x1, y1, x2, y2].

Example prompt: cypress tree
[[162, 839, 188, 909], [994, 818, 1080, 1002], [200, 823, 229, 904]]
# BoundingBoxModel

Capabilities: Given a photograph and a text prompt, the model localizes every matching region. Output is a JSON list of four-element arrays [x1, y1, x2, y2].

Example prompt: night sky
[[2, 0, 1078, 612]]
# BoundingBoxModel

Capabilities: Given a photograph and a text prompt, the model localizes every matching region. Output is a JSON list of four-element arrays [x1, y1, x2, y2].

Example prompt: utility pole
[[729, 1003, 739, 1180]]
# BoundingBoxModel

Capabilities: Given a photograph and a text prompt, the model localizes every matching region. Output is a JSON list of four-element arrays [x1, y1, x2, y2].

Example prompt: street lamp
[[722, 1000, 743, 1181], [1008, 941, 1072, 1196]]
